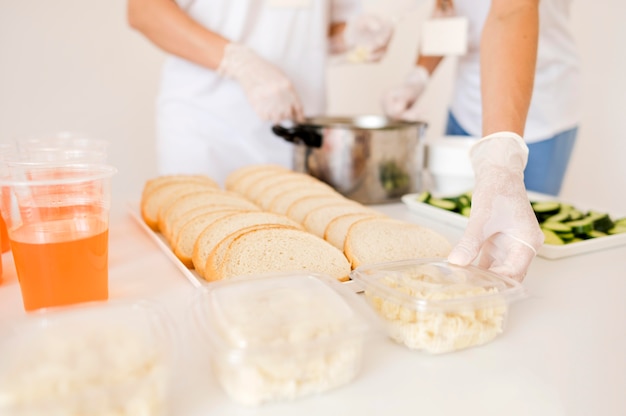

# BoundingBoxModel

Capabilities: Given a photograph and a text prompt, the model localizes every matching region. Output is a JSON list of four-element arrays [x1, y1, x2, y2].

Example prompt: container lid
[[350, 258, 526, 312], [301, 115, 426, 130], [193, 272, 369, 354]]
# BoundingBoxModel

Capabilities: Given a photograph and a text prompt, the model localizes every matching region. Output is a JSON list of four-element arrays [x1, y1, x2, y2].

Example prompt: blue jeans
[[445, 111, 577, 195]]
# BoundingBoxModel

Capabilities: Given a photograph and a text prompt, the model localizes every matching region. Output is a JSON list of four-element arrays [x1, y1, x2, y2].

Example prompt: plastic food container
[[192, 272, 371, 406], [350, 258, 526, 354], [0, 300, 175, 415]]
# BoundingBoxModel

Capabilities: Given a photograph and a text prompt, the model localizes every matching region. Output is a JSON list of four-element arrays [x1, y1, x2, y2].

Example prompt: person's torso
[[449, 0, 581, 142]]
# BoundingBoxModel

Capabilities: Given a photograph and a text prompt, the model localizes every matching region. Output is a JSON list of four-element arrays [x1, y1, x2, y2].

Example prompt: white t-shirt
[[157, 0, 360, 185], [449, 0, 581, 143]]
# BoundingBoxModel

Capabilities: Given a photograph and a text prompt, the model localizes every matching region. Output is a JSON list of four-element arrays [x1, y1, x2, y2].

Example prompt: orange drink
[[10, 219, 109, 311], [0, 163, 116, 311], [0, 215, 9, 253]]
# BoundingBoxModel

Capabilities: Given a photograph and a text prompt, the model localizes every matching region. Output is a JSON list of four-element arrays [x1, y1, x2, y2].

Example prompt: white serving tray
[[126, 202, 363, 292], [401, 193, 626, 260]]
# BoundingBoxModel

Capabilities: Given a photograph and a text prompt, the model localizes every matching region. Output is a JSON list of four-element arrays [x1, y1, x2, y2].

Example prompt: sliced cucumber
[[542, 228, 564, 245], [460, 206, 471, 217], [544, 211, 572, 223], [542, 222, 573, 233], [428, 197, 457, 211], [532, 201, 561, 215], [564, 219, 594, 234], [416, 191, 431, 203], [608, 225, 626, 235]]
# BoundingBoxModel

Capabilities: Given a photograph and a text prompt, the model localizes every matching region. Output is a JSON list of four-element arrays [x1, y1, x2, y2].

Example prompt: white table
[[0, 202, 624, 416]]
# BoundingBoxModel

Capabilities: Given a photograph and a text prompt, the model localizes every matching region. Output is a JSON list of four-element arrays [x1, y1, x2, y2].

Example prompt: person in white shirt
[[129, 0, 545, 283], [383, 0, 580, 197], [127, 0, 393, 186]]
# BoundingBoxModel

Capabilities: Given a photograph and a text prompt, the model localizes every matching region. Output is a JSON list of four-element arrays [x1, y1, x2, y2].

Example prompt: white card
[[420, 16, 468, 56], [267, 0, 312, 8]]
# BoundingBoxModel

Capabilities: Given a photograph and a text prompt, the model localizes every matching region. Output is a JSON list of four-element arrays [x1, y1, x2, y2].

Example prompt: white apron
[[156, 0, 360, 186]]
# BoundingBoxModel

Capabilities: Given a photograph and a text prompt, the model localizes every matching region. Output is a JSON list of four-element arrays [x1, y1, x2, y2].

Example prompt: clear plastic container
[[192, 272, 371, 406], [0, 300, 175, 415], [350, 258, 526, 354]]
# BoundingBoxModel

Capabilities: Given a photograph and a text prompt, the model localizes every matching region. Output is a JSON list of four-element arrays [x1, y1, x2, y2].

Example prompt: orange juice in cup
[[0, 163, 117, 311]]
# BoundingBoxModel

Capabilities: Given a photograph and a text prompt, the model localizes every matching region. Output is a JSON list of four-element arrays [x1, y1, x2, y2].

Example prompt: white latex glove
[[344, 14, 394, 63], [217, 43, 304, 123], [447, 132, 545, 282], [381, 65, 430, 120]]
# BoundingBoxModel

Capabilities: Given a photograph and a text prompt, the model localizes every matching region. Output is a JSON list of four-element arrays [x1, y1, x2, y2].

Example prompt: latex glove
[[217, 43, 304, 123], [344, 14, 394, 63], [381, 65, 430, 120], [447, 132, 545, 282]]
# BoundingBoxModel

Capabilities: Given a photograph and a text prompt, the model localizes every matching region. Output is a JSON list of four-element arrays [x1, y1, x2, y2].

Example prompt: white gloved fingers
[[382, 86, 416, 118], [448, 233, 483, 267], [344, 14, 394, 62]]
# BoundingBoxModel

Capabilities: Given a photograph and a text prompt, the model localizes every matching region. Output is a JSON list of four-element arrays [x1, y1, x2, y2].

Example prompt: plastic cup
[[15, 133, 109, 164], [0, 163, 117, 311]]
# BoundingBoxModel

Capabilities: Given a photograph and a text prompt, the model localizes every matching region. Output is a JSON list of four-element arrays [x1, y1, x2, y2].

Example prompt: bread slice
[[193, 212, 302, 277], [203, 224, 293, 281], [224, 164, 287, 192], [159, 190, 260, 241], [267, 188, 340, 215], [168, 206, 247, 247], [140, 182, 218, 231], [286, 194, 352, 224], [142, 174, 218, 200], [324, 212, 382, 251], [172, 209, 251, 268], [212, 226, 352, 282], [245, 171, 317, 204], [344, 218, 452, 269], [255, 176, 338, 211], [226, 166, 287, 196], [302, 202, 381, 238]]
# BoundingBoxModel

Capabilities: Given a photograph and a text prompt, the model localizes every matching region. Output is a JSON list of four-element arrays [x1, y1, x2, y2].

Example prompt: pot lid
[[300, 115, 427, 130]]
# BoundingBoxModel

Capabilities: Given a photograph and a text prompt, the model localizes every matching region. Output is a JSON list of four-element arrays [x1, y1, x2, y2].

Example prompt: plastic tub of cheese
[[192, 272, 371, 406], [0, 300, 175, 415], [350, 258, 526, 354]]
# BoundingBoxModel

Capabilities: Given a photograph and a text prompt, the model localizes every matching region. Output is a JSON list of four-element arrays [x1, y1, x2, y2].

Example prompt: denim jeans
[[445, 111, 577, 195]]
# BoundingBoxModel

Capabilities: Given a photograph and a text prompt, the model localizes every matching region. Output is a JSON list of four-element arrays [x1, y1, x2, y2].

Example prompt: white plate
[[126, 201, 364, 293], [401, 193, 626, 260]]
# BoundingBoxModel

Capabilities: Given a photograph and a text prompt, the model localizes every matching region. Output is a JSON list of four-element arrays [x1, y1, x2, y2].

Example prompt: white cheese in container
[[350, 259, 526, 354], [0, 300, 175, 416], [192, 272, 371, 406]]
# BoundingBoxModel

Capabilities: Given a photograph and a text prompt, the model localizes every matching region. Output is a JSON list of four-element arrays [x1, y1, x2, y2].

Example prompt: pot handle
[[271, 124, 323, 148]]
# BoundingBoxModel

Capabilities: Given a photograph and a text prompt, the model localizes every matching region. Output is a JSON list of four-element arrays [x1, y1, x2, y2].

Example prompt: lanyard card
[[420, 16, 468, 56]]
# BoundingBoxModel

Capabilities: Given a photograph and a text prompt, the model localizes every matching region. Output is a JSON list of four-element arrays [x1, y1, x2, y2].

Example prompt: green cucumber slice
[[416, 191, 431, 203], [428, 198, 457, 211], [542, 222, 573, 233], [542, 228, 565, 245]]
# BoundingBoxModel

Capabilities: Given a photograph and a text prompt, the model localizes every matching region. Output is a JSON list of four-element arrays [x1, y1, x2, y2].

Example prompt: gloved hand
[[447, 132, 544, 282], [344, 14, 394, 63], [381, 65, 430, 120], [217, 43, 304, 123]]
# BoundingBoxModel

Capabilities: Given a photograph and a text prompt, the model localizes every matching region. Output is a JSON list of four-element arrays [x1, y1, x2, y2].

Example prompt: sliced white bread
[[256, 177, 338, 211], [268, 188, 341, 215], [169, 206, 248, 247], [285, 194, 353, 224], [245, 171, 317, 204], [344, 217, 453, 269], [142, 174, 218, 200], [172, 209, 250, 268], [302, 202, 381, 238], [203, 224, 293, 281], [159, 190, 260, 241], [140, 182, 218, 231], [213, 226, 352, 282], [226, 166, 287, 196], [224, 164, 287, 192], [324, 212, 382, 251], [192, 212, 302, 277]]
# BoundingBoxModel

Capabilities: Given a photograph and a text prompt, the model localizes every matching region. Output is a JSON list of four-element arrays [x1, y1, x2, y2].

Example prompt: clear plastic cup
[[0, 163, 117, 311], [15, 132, 109, 164]]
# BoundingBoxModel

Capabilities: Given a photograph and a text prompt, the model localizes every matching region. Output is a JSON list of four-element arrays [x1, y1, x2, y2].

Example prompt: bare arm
[[481, 0, 539, 136], [127, 0, 228, 70]]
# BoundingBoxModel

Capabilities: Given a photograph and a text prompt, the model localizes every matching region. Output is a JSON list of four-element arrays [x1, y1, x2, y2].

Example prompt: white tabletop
[[0, 202, 624, 416]]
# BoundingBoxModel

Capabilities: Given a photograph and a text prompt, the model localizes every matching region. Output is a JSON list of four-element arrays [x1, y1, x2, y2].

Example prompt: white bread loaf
[[169, 206, 247, 247], [255, 176, 337, 211], [213, 227, 352, 282], [344, 218, 452, 268], [267, 188, 340, 215], [192, 212, 302, 277], [324, 213, 382, 251], [245, 171, 319, 204], [142, 174, 218, 200], [140, 182, 218, 231], [226, 166, 287, 196]]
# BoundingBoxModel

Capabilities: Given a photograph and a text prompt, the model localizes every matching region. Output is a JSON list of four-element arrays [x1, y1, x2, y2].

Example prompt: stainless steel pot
[[272, 115, 428, 204]]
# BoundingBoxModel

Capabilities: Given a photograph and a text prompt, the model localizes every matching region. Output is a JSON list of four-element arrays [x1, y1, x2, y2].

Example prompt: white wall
[[0, 0, 624, 213]]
